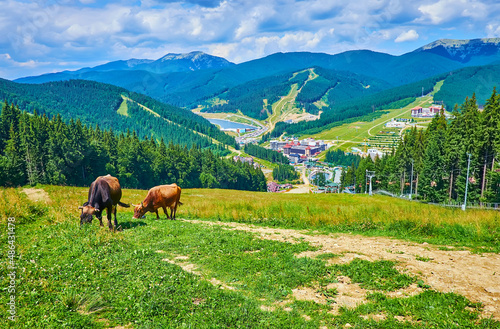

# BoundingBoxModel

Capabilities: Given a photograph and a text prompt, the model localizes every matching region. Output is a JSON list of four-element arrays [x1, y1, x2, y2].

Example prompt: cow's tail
[[118, 201, 130, 208], [178, 201, 183, 206]]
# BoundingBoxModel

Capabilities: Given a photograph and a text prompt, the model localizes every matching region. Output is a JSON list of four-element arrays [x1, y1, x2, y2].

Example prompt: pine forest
[[0, 103, 266, 191]]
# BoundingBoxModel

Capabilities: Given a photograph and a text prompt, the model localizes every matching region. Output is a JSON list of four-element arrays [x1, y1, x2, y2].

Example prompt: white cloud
[[395, 29, 419, 42], [418, 0, 489, 25], [0, 0, 499, 79], [486, 23, 500, 37]]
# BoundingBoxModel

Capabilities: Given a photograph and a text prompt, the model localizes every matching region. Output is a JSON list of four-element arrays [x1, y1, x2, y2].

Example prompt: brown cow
[[132, 184, 182, 220], [78, 175, 130, 230]]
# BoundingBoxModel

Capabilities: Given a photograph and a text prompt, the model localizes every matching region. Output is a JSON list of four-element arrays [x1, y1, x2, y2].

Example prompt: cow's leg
[[171, 206, 176, 220], [97, 211, 103, 226], [113, 205, 118, 229], [107, 207, 114, 231], [162, 206, 169, 219], [155, 209, 160, 220]]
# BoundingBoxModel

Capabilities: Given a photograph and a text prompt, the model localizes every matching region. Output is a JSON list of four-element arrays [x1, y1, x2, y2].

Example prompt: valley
[[2, 37, 500, 329]]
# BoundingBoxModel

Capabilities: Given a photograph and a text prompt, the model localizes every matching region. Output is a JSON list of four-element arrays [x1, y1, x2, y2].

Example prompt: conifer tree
[[0, 124, 26, 186]]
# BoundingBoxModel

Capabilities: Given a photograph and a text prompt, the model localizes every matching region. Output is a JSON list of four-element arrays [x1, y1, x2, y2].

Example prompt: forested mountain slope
[[14, 48, 465, 108], [202, 67, 391, 120], [0, 103, 264, 190], [263, 73, 448, 138], [0, 79, 236, 148], [434, 64, 500, 109]]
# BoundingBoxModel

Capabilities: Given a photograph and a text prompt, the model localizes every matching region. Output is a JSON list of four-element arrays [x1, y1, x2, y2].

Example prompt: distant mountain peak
[[151, 51, 234, 72], [414, 38, 500, 63], [124, 58, 154, 67], [158, 51, 207, 62], [418, 38, 500, 49]]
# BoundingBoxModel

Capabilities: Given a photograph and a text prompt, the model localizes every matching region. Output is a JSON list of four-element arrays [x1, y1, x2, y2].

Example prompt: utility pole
[[462, 153, 472, 211], [365, 169, 368, 194], [366, 171, 375, 196], [409, 160, 414, 200]]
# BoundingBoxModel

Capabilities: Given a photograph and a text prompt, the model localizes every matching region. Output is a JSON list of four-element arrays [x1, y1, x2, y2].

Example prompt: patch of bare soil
[[160, 254, 235, 290], [183, 219, 500, 320], [22, 188, 51, 202]]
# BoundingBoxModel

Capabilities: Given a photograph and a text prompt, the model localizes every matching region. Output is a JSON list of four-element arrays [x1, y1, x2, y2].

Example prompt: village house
[[411, 105, 442, 118]]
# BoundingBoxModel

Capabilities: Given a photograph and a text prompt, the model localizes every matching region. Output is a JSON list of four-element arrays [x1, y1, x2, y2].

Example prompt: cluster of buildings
[[385, 118, 412, 128], [270, 138, 328, 164], [350, 147, 385, 161], [410, 105, 443, 118]]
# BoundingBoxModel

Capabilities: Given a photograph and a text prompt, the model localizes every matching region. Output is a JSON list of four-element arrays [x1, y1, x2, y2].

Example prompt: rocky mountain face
[[413, 38, 500, 63], [147, 51, 235, 73]]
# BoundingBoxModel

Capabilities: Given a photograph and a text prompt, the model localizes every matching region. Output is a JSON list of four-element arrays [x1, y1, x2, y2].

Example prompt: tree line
[[243, 143, 289, 164], [272, 164, 299, 183], [0, 103, 266, 191], [339, 89, 500, 204], [325, 148, 361, 167]]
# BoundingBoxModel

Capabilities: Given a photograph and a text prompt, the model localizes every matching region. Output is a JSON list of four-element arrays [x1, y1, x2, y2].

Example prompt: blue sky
[[1, 0, 499, 80]]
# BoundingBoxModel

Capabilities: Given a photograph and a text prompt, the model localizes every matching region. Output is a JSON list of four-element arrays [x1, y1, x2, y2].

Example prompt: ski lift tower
[[366, 171, 375, 196]]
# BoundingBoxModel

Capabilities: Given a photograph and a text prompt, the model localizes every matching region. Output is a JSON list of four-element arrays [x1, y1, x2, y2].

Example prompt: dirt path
[[286, 167, 310, 194], [182, 219, 500, 320]]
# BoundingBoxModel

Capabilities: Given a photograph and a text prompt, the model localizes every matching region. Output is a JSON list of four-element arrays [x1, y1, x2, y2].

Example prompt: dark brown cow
[[78, 175, 130, 230], [133, 184, 182, 220]]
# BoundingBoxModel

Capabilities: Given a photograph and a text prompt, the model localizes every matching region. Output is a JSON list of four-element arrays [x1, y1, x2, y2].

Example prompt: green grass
[[415, 256, 432, 262], [117, 96, 128, 116], [0, 186, 499, 328], [4, 221, 323, 328], [134, 221, 329, 301], [309, 95, 434, 150], [226, 115, 260, 127]]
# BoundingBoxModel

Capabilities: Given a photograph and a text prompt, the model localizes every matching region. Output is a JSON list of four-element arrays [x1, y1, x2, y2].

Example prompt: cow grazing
[[78, 175, 130, 230], [132, 184, 182, 220]]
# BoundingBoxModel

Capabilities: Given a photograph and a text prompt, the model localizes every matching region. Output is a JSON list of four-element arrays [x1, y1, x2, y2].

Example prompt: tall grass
[[1, 186, 499, 251], [181, 189, 500, 252]]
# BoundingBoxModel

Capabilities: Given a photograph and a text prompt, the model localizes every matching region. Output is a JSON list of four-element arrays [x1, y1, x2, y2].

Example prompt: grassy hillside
[[308, 82, 444, 150], [1, 186, 499, 328], [0, 79, 236, 148]]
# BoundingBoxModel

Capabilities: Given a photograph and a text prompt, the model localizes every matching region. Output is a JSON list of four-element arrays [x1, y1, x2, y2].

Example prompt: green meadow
[[1, 186, 499, 328]]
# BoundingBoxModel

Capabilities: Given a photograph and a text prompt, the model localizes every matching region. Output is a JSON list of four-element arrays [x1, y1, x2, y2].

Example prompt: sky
[[1, 0, 500, 80]]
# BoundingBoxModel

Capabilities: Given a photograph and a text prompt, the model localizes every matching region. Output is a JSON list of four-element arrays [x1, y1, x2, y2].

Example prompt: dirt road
[[183, 219, 500, 320]]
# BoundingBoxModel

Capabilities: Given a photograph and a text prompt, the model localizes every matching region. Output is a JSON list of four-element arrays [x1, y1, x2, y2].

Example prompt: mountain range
[[7, 38, 500, 136]]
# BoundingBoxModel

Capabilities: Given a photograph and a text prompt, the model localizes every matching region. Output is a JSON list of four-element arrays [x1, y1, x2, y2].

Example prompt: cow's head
[[132, 202, 147, 219], [78, 202, 101, 225]]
